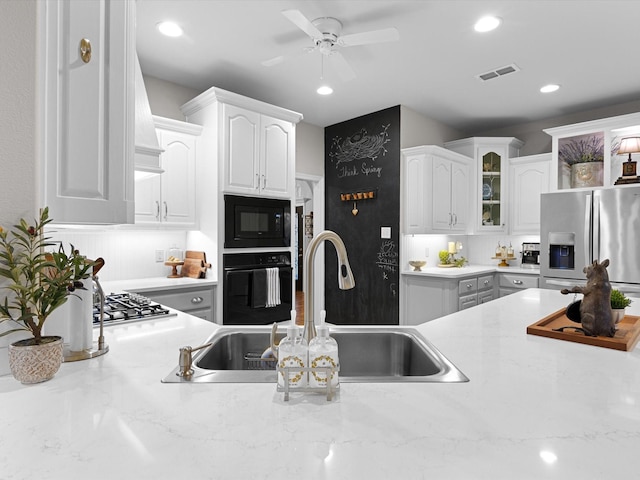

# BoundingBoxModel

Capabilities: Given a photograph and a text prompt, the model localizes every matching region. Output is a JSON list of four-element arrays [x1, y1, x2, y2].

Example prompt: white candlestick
[[448, 242, 456, 254]]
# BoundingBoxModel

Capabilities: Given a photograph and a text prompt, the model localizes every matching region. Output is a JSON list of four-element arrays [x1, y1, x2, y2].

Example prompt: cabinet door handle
[[80, 38, 91, 63], [483, 280, 489, 285], [452, 213, 457, 226], [466, 283, 473, 289], [513, 280, 523, 285], [255, 174, 260, 190], [262, 174, 266, 189], [191, 296, 203, 304], [449, 213, 452, 226], [155, 201, 160, 220], [163, 201, 168, 220]]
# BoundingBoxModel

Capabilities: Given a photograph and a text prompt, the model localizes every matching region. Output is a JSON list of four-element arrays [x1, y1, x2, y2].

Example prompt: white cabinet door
[[161, 130, 197, 225], [401, 146, 471, 234], [42, 0, 134, 224], [403, 153, 427, 233], [450, 160, 470, 232], [135, 120, 199, 226], [431, 156, 454, 230], [509, 153, 551, 235], [223, 104, 260, 195], [260, 115, 293, 197], [134, 175, 162, 223]]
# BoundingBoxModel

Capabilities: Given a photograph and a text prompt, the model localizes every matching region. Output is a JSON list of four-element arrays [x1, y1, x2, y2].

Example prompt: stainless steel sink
[[162, 326, 468, 383]]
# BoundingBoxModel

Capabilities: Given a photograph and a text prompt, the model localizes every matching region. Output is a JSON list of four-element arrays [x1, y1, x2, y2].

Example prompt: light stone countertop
[[1, 288, 639, 479], [402, 264, 540, 278], [101, 276, 217, 295]]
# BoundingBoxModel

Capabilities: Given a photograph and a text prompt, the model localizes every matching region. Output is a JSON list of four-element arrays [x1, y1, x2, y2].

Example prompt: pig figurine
[[560, 259, 615, 337]]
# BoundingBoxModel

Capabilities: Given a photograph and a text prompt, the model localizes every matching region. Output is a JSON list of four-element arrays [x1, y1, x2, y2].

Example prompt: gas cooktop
[[93, 292, 177, 326]]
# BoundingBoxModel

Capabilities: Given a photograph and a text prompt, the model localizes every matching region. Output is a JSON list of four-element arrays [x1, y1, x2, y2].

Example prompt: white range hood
[[135, 53, 164, 175]]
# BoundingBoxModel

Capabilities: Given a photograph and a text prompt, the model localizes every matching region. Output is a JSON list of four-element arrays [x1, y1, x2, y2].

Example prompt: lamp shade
[[618, 137, 640, 155]]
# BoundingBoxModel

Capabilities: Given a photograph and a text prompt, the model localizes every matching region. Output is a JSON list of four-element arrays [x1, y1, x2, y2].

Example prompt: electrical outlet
[[155, 250, 165, 262], [425, 248, 429, 257]]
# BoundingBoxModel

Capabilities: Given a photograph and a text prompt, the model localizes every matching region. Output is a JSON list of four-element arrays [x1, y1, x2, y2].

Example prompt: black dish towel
[[251, 269, 267, 308]]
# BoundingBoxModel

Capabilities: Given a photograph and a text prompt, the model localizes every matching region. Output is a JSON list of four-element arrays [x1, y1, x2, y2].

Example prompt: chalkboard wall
[[324, 106, 400, 325]]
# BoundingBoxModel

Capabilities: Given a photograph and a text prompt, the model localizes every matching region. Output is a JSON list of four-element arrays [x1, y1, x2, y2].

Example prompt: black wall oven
[[224, 195, 291, 248], [223, 252, 292, 325]]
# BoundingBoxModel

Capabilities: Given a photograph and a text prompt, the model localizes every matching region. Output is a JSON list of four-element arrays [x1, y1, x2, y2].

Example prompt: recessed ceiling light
[[540, 84, 560, 93], [474, 16, 501, 33], [317, 85, 333, 95], [157, 21, 183, 37]]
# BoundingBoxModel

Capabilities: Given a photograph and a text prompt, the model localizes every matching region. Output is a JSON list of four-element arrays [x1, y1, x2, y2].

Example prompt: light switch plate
[[380, 227, 391, 239]]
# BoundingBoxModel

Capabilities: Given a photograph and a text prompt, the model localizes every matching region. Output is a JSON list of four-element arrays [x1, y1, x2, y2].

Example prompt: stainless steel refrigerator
[[540, 186, 640, 295]]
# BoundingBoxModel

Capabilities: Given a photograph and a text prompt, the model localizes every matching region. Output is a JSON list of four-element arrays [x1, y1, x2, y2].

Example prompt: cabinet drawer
[[458, 278, 478, 295], [478, 290, 494, 304], [141, 287, 213, 312], [459, 294, 477, 310], [477, 275, 494, 291], [499, 274, 539, 289]]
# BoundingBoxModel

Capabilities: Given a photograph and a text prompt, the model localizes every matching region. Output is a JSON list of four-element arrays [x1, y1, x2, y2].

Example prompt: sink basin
[[162, 326, 468, 383]]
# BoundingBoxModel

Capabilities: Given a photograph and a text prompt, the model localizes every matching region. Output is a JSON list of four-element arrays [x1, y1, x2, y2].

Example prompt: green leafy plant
[[0, 207, 94, 344], [610, 289, 632, 309], [454, 256, 468, 268]]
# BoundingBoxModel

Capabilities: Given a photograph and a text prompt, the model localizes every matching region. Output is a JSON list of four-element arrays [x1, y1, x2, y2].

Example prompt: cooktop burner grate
[[94, 292, 177, 326]]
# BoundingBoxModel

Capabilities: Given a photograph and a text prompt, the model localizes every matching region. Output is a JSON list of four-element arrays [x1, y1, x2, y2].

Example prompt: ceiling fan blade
[[330, 51, 356, 82], [282, 9, 323, 39], [261, 55, 284, 67], [338, 27, 400, 47]]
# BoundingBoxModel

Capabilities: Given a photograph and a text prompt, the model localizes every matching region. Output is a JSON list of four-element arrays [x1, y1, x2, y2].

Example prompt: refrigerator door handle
[[584, 194, 592, 266], [593, 194, 600, 261]]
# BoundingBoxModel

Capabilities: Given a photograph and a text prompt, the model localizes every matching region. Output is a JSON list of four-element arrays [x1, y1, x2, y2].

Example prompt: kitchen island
[[1, 289, 639, 479]]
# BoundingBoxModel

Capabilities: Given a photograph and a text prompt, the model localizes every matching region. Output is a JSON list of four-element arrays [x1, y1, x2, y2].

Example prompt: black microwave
[[224, 195, 291, 248]]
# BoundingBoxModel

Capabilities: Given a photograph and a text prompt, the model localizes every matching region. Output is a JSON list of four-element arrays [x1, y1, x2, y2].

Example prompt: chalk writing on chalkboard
[[329, 123, 391, 169], [376, 240, 398, 280]]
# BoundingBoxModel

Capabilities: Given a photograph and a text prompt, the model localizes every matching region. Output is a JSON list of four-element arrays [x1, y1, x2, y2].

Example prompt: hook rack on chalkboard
[[339, 189, 377, 202]]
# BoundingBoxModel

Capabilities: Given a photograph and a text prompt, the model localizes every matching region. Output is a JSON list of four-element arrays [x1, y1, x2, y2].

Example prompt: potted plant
[[0, 207, 94, 383], [558, 134, 605, 188], [610, 289, 632, 324]]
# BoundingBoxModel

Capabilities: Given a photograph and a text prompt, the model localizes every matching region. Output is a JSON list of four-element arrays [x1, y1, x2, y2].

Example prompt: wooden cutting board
[[180, 251, 211, 278], [527, 308, 640, 351]]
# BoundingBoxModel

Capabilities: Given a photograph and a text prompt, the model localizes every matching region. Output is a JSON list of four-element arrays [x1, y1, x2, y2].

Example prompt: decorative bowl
[[409, 260, 427, 272]]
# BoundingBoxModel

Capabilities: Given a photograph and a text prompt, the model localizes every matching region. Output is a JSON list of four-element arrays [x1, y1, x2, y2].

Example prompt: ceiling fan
[[262, 9, 400, 82]]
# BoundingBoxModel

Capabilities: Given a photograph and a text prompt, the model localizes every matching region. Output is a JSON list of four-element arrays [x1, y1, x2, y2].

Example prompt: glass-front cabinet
[[445, 137, 523, 233]]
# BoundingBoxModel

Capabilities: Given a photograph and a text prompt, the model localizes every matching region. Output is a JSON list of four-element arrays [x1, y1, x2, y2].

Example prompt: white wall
[[143, 74, 201, 121], [295, 122, 324, 176], [400, 106, 464, 148], [0, 0, 39, 373]]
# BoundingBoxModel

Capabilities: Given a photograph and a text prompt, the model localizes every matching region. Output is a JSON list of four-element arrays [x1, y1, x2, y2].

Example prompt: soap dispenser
[[277, 324, 308, 389], [308, 310, 339, 388]]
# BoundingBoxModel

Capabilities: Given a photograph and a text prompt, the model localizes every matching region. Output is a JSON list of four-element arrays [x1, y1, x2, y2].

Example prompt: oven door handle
[[224, 266, 292, 274]]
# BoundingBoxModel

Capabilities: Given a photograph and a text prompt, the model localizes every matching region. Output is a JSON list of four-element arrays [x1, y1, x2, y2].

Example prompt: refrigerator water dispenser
[[548, 232, 575, 270]]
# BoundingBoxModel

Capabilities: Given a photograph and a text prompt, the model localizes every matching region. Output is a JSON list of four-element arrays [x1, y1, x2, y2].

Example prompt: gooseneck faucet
[[302, 230, 355, 344]]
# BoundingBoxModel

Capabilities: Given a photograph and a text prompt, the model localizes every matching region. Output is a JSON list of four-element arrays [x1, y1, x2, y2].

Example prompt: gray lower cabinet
[[498, 273, 539, 297], [401, 273, 495, 325], [132, 285, 216, 322]]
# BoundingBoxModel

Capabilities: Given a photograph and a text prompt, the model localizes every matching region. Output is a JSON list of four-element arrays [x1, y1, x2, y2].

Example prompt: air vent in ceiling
[[476, 63, 520, 81]]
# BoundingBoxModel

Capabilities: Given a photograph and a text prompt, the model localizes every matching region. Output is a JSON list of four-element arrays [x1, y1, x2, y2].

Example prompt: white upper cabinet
[[41, 0, 135, 224], [222, 104, 294, 198], [445, 137, 523, 234], [135, 117, 202, 227], [402, 145, 472, 234], [509, 153, 551, 235]]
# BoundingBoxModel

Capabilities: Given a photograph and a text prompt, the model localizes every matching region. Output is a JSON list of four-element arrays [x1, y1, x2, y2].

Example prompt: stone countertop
[[1, 289, 639, 479], [402, 264, 540, 278], [101, 276, 217, 295]]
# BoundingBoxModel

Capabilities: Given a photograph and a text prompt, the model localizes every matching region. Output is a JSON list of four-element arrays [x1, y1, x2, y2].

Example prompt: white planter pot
[[570, 162, 603, 188], [612, 308, 626, 324], [8, 336, 64, 384]]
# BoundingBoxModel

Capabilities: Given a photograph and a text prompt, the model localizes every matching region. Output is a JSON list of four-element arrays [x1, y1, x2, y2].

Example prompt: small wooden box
[[527, 308, 640, 351]]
